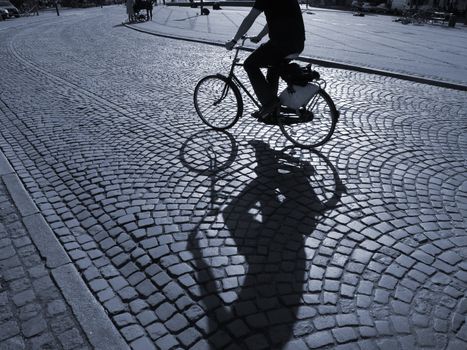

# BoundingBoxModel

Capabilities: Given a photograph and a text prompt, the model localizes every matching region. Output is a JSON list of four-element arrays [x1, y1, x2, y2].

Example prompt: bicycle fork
[[213, 82, 231, 107]]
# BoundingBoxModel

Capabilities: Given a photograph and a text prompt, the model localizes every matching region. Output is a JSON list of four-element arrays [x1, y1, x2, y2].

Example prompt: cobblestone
[[0, 180, 91, 349], [1, 5, 466, 349]]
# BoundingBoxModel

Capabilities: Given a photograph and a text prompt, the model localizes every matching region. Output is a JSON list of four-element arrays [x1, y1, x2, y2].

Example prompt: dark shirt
[[253, 0, 305, 44]]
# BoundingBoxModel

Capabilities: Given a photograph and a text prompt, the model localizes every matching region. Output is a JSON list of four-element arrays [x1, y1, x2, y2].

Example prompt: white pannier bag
[[279, 83, 320, 110]]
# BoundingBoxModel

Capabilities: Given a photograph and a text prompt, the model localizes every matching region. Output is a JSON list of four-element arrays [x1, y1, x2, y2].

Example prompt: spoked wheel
[[278, 89, 338, 148], [194, 75, 243, 130]]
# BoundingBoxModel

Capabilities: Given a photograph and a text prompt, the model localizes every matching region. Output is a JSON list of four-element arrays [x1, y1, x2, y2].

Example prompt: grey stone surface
[[52, 264, 128, 350], [0, 152, 14, 176], [0, 5, 466, 350], [2, 174, 38, 217], [23, 214, 70, 269], [0, 179, 92, 349]]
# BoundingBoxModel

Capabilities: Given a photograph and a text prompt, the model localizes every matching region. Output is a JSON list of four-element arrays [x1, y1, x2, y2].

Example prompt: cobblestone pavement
[[0, 6, 466, 350], [0, 178, 92, 349]]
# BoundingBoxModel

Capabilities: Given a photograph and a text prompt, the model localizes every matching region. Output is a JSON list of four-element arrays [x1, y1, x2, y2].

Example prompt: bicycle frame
[[219, 37, 327, 115], [220, 37, 262, 109], [194, 39, 338, 148]]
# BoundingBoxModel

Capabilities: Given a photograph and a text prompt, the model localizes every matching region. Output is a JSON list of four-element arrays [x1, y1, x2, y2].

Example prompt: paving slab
[[128, 4, 467, 88], [0, 175, 92, 349]]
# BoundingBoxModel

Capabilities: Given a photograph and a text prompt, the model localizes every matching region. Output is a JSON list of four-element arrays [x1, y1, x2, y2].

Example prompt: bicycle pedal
[[299, 111, 314, 122]]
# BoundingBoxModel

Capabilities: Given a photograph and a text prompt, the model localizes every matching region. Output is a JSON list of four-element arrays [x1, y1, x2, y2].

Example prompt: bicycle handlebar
[[234, 36, 255, 49]]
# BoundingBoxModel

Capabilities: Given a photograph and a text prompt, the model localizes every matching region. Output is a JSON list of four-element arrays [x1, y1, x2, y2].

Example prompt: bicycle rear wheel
[[194, 75, 243, 130], [278, 89, 338, 148]]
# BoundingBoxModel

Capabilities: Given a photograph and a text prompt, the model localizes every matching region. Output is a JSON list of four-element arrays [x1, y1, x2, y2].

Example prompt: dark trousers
[[243, 40, 304, 107]]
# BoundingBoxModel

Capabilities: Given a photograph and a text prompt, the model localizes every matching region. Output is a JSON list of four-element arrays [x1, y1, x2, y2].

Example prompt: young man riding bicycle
[[225, 0, 305, 121]]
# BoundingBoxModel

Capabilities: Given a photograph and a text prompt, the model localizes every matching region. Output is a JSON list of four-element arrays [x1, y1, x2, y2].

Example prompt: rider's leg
[[266, 66, 281, 98], [243, 42, 284, 109], [244, 41, 303, 117]]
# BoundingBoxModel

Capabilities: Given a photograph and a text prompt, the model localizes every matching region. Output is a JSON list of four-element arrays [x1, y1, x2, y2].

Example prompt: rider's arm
[[233, 8, 261, 42], [225, 8, 262, 50], [251, 24, 268, 43]]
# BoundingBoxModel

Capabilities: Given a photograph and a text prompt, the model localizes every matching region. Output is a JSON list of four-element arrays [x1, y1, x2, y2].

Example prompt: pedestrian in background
[[34, 0, 39, 15], [126, 0, 134, 22], [146, 0, 153, 20]]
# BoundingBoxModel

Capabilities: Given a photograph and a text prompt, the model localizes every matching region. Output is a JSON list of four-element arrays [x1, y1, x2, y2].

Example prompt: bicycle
[[193, 36, 339, 149]]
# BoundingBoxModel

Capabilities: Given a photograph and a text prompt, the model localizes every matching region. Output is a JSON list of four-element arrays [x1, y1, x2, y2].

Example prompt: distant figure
[[126, 0, 134, 22], [34, 0, 39, 15], [54, 0, 59, 16], [134, 0, 141, 13], [146, 0, 153, 20]]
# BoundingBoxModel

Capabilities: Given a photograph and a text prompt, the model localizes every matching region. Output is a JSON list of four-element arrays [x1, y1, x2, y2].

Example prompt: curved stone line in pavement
[[0, 8, 466, 349]]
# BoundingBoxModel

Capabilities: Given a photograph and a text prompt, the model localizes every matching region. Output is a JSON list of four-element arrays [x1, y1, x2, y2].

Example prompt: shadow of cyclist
[[188, 140, 345, 349]]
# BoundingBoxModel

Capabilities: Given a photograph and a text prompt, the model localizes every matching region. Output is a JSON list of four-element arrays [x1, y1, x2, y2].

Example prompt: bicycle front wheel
[[278, 89, 338, 148], [194, 75, 243, 130]]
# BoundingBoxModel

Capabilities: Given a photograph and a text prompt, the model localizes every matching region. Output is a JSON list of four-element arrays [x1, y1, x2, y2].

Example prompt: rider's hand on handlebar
[[225, 40, 237, 51], [250, 36, 262, 44]]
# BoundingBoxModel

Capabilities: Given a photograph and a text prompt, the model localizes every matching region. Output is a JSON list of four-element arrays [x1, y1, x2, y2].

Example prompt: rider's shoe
[[251, 110, 261, 119], [252, 110, 280, 124], [256, 99, 280, 121]]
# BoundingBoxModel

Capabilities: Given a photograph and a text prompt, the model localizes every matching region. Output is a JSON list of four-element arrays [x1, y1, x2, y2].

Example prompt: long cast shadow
[[188, 140, 345, 349]]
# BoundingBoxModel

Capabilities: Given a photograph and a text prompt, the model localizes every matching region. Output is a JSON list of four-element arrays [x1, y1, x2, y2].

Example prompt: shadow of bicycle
[[180, 131, 345, 349]]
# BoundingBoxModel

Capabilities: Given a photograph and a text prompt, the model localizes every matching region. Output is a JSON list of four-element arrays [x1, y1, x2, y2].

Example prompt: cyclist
[[225, 0, 305, 120]]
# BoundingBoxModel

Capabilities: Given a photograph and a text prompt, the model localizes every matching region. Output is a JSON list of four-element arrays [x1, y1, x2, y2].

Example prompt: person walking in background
[[146, 0, 153, 20], [126, 0, 134, 22], [34, 0, 39, 15]]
